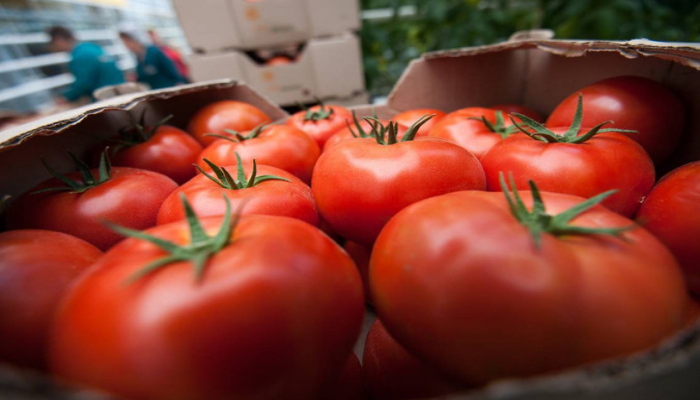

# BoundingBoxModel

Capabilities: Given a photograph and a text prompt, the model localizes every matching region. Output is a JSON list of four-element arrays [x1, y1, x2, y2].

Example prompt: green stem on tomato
[[195, 154, 290, 190]]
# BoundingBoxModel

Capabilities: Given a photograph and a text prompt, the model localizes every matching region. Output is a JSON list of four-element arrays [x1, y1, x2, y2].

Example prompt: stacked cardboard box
[[172, 0, 367, 107]]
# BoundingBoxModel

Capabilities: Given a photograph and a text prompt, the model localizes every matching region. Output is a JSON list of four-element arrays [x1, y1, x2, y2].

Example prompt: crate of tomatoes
[[1, 32, 700, 400]]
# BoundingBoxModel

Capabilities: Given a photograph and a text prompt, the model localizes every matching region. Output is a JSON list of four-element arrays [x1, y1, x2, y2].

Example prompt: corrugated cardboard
[[172, 0, 360, 52], [188, 33, 365, 106]]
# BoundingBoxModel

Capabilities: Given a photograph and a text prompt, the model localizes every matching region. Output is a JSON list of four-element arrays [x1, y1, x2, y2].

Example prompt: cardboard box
[[172, 0, 360, 52], [188, 33, 365, 107], [2, 34, 700, 399]]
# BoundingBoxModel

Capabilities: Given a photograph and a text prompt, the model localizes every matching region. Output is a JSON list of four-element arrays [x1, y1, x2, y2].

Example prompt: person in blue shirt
[[119, 31, 186, 90], [48, 26, 125, 102]]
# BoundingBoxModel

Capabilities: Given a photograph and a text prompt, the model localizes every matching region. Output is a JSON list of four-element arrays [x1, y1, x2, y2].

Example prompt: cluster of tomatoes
[[0, 75, 698, 400]]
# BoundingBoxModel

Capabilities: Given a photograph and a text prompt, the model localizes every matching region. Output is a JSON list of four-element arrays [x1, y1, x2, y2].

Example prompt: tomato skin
[[7, 167, 178, 251], [50, 215, 364, 400], [286, 105, 353, 148], [0, 230, 102, 370], [197, 125, 320, 183], [363, 319, 466, 400], [344, 241, 371, 303], [479, 131, 655, 217], [391, 109, 446, 137], [312, 138, 486, 246], [110, 125, 203, 184], [188, 100, 272, 146], [546, 75, 685, 164], [324, 119, 408, 151], [491, 104, 543, 122], [156, 163, 319, 226], [429, 107, 513, 158], [636, 161, 700, 294], [371, 190, 689, 385], [323, 353, 365, 400]]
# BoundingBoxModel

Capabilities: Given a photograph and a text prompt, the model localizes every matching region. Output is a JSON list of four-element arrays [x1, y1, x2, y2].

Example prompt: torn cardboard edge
[[0, 80, 288, 150]]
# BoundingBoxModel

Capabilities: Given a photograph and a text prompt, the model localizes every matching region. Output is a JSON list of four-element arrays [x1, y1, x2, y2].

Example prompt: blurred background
[[1, 0, 699, 117]]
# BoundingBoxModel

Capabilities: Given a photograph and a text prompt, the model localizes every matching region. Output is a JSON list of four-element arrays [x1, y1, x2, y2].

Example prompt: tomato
[[480, 96, 655, 217], [313, 117, 486, 246], [363, 319, 466, 400], [391, 108, 446, 137], [344, 241, 371, 303], [198, 125, 320, 183], [188, 100, 272, 146], [266, 56, 292, 66], [491, 104, 543, 122], [636, 161, 700, 294], [0, 230, 102, 370], [7, 155, 178, 251], [429, 107, 518, 158], [546, 75, 685, 165], [286, 104, 353, 148], [324, 118, 407, 151], [322, 353, 365, 400], [157, 159, 319, 226], [107, 117, 202, 184], [371, 185, 690, 386], [50, 207, 364, 400]]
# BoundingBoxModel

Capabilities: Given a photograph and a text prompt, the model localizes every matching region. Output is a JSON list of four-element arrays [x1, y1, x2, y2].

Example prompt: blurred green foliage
[[360, 0, 700, 96]]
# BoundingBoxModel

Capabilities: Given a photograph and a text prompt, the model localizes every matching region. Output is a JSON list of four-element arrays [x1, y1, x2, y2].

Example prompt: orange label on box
[[245, 6, 260, 21], [262, 71, 275, 82]]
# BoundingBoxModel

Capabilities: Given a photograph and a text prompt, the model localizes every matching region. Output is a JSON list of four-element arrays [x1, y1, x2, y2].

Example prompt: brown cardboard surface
[[0, 80, 287, 198], [188, 33, 365, 106], [172, 0, 360, 52]]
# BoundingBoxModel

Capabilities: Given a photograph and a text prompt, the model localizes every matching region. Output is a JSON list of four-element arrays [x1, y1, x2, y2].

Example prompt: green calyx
[[509, 94, 635, 144], [205, 124, 268, 143], [33, 150, 112, 194], [302, 100, 334, 122], [468, 111, 519, 139], [345, 111, 374, 139], [499, 172, 633, 248], [195, 154, 290, 190], [109, 194, 240, 284], [114, 112, 174, 147], [366, 114, 434, 145]]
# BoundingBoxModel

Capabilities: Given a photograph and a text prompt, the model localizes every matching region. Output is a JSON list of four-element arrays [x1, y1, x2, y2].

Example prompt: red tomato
[[286, 104, 353, 148], [491, 104, 544, 122], [322, 353, 365, 400], [157, 161, 319, 226], [188, 100, 272, 146], [480, 98, 655, 217], [324, 119, 407, 151], [429, 107, 518, 158], [0, 230, 102, 370], [371, 188, 689, 385], [109, 123, 202, 184], [546, 76, 685, 164], [197, 125, 320, 183], [312, 119, 486, 246], [636, 161, 700, 294], [266, 56, 291, 66], [363, 319, 466, 400], [50, 213, 364, 400], [7, 161, 177, 251], [391, 108, 446, 136], [344, 241, 371, 303]]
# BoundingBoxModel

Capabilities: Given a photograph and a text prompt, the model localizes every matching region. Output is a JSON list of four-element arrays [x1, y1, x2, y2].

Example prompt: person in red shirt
[[147, 29, 190, 82]]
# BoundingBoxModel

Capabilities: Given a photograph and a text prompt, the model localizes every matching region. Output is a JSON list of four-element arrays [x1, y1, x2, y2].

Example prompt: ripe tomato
[[371, 186, 690, 385], [197, 125, 320, 183], [286, 104, 353, 148], [266, 56, 292, 66], [429, 107, 518, 158], [313, 117, 486, 246], [50, 210, 364, 400], [636, 161, 700, 294], [546, 75, 685, 164], [344, 241, 371, 303], [7, 155, 178, 251], [0, 230, 102, 370], [324, 118, 407, 151], [188, 100, 272, 146], [322, 353, 365, 400], [480, 97, 655, 217], [491, 104, 543, 122], [107, 117, 202, 184], [157, 159, 319, 226], [363, 319, 466, 400], [391, 108, 446, 136]]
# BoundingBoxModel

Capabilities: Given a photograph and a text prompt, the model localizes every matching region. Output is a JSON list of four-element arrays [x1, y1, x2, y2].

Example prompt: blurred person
[[119, 31, 186, 90], [147, 29, 191, 82], [47, 26, 125, 103]]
